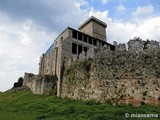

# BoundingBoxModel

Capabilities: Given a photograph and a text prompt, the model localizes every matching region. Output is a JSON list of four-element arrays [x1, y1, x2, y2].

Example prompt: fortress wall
[[61, 49, 160, 106], [23, 73, 36, 90], [33, 75, 57, 95], [23, 73, 57, 95]]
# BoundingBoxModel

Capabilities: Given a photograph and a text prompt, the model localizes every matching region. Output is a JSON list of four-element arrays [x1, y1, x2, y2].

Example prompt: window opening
[[72, 30, 77, 39], [78, 45, 82, 54], [78, 33, 82, 40], [72, 43, 77, 54]]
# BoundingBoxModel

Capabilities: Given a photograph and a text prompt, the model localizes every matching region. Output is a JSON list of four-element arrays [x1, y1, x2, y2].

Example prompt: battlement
[[71, 39, 160, 62], [113, 38, 160, 53]]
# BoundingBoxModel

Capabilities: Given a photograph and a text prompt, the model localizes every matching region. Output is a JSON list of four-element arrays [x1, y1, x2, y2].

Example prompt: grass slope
[[0, 88, 159, 120]]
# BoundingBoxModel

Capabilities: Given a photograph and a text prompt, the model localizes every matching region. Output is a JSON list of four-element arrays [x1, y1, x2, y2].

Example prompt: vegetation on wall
[[64, 59, 92, 76]]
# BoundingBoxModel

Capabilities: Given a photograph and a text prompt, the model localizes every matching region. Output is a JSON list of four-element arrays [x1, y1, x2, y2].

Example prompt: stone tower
[[78, 16, 107, 41]]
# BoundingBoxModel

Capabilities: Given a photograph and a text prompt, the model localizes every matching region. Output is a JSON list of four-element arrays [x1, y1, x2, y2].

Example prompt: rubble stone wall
[[61, 47, 160, 106], [23, 73, 57, 95]]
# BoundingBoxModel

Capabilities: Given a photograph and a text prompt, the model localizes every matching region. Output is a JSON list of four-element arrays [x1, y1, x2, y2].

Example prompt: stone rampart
[[61, 44, 160, 106], [76, 39, 160, 61]]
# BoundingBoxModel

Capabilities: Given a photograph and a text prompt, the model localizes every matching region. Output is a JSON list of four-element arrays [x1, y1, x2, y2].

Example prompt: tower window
[[84, 47, 88, 53], [83, 35, 87, 43], [102, 42, 105, 46], [78, 45, 82, 54], [89, 37, 93, 44], [78, 33, 82, 40], [72, 30, 77, 39], [72, 43, 77, 54], [93, 39, 97, 46], [99, 41, 102, 46]]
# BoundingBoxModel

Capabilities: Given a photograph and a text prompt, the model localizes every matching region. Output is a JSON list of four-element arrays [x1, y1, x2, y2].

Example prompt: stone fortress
[[15, 16, 160, 106]]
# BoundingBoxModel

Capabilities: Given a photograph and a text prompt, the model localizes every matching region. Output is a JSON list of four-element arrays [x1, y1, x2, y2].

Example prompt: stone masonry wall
[[23, 73, 57, 95], [61, 46, 160, 106], [127, 38, 159, 53]]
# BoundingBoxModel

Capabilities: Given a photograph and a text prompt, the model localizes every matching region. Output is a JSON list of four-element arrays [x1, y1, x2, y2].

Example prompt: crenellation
[[116, 43, 126, 51], [144, 40, 159, 50], [113, 41, 118, 46], [128, 39, 144, 53]]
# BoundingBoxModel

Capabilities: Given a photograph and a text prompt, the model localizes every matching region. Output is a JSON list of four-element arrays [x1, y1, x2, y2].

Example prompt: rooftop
[[78, 16, 107, 29]]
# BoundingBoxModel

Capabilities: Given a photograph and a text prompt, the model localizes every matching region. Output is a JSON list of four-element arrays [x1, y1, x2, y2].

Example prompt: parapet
[[115, 43, 127, 52]]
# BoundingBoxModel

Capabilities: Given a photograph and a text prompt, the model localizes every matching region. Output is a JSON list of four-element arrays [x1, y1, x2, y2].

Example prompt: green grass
[[0, 89, 159, 120]]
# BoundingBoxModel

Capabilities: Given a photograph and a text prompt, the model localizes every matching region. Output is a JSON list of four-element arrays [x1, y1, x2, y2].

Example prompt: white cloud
[[100, 0, 113, 4], [74, 2, 81, 9], [132, 17, 160, 40], [107, 22, 135, 43], [89, 10, 112, 23], [133, 5, 154, 16], [74, 0, 90, 10], [0, 12, 55, 91], [75, 0, 89, 7], [116, 5, 126, 12], [0, 1, 89, 92], [107, 17, 160, 44]]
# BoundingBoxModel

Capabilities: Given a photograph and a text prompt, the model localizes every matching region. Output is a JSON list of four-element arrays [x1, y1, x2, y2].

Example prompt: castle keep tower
[[78, 16, 107, 41]]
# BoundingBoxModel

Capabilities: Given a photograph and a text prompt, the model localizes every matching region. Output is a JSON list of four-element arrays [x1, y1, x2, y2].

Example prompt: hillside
[[0, 87, 159, 120]]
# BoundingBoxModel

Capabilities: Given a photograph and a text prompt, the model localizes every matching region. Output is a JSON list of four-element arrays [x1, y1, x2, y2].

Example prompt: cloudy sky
[[0, 0, 160, 91]]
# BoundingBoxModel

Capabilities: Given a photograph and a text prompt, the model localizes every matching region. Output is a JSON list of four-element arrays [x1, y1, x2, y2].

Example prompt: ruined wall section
[[33, 75, 57, 95], [23, 73, 57, 95], [23, 73, 36, 90], [128, 38, 159, 53], [61, 44, 160, 106]]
